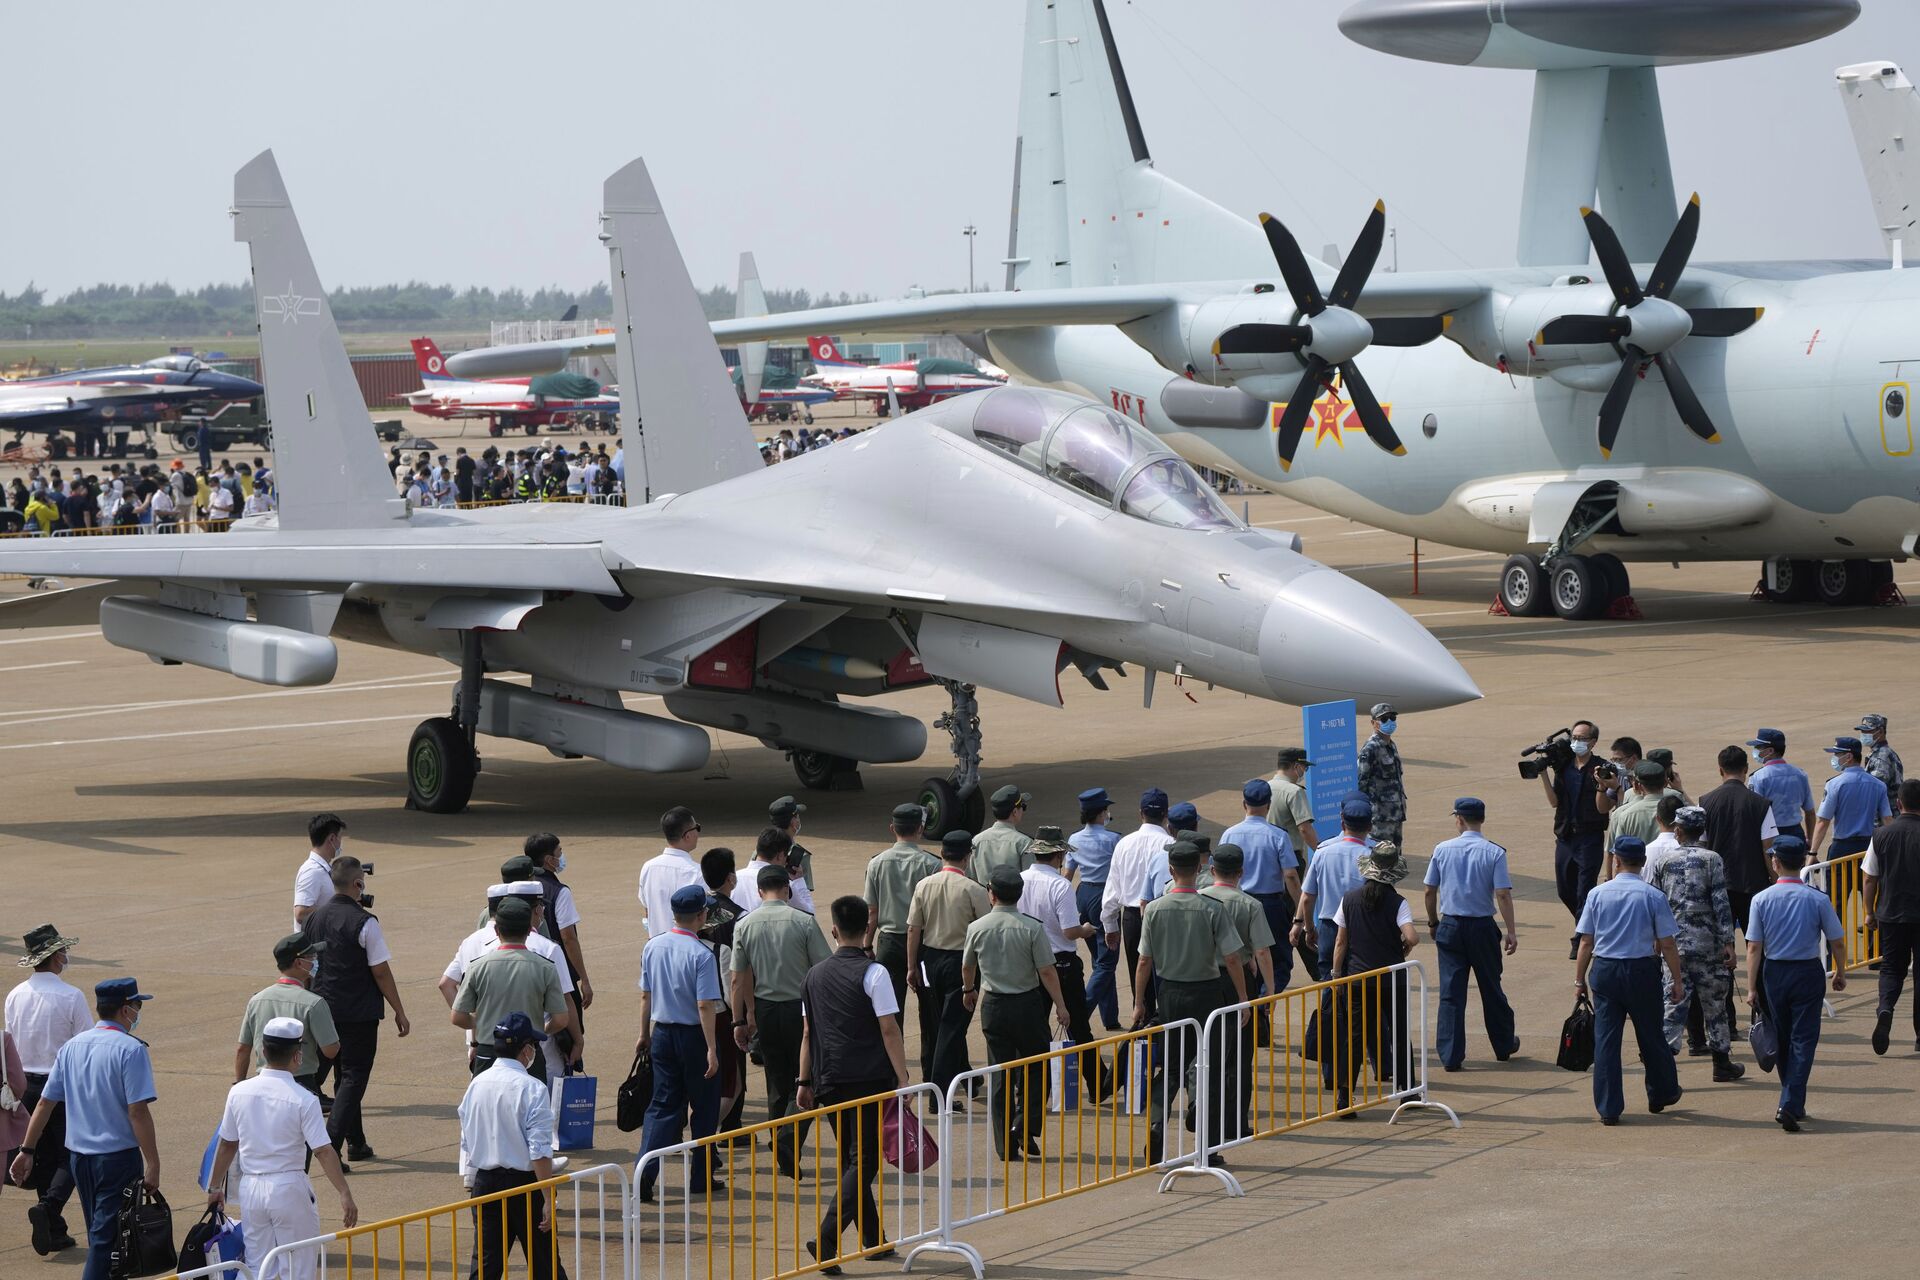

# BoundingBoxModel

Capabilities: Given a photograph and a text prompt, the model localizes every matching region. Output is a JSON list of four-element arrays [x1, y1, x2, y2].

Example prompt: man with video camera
[[1530, 721, 1608, 960]]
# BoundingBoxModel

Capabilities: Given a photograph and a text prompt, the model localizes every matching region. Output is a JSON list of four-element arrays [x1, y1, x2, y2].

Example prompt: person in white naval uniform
[[206, 1018, 356, 1280]]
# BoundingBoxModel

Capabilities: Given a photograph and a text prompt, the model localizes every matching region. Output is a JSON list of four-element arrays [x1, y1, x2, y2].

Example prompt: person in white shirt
[[637, 807, 705, 936], [206, 1019, 356, 1280], [7, 924, 90, 1255], [294, 815, 346, 928], [439, 884, 578, 1080], [458, 1013, 566, 1280], [730, 828, 816, 917], [1099, 789, 1174, 1022], [206, 478, 237, 527], [1021, 829, 1100, 1080]]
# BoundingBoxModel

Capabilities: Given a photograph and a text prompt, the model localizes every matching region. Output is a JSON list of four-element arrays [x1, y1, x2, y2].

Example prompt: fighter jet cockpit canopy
[[932, 385, 1242, 532], [141, 355, 209, 374]]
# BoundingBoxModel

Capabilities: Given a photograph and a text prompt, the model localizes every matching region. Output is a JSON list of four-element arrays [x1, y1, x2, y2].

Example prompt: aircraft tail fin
[[1007, 0, 1267, 289], [411, 336, 460, 382], [736, 252, 767, 407], [601, 158, 761, 504], [1838, 60, 1920, 265], [232, 151, 408, 531], [804, 335, 857, 367]]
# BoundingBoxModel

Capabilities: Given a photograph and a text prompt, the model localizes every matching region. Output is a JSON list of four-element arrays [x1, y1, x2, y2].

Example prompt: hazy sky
[[4, 1, 1915, 299]]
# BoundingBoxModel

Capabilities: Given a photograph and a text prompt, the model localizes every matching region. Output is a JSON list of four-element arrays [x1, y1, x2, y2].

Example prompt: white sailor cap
[[262, 1016, 304, 1041], [507, 880, 544, 897], [486, 884, 514, 900]]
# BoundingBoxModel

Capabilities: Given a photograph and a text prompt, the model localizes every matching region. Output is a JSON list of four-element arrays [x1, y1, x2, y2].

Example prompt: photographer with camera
[[300, 856, 410, 1169], [1595, 738, 1645, 816], [1530, 721, 1607, 959]]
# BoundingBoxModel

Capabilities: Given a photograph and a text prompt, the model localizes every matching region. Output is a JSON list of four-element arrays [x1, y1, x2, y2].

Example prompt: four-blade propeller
[[1222, 202, 1447, 472], [1533, 194, 1763, 458]]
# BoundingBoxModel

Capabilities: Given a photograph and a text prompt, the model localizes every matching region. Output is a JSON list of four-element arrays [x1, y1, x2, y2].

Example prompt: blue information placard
[[1302, 699, 1359, 832]]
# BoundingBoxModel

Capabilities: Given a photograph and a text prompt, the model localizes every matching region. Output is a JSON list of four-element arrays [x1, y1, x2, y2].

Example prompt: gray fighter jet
[[0, 151, 1476, 819]]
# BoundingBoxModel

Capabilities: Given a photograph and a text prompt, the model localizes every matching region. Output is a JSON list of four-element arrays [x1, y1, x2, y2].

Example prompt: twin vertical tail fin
[[601, 158, 761, 505], [231, 151, 407, 531]]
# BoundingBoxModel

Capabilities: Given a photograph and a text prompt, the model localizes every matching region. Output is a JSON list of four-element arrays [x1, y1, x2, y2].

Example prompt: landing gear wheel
[[522, 422, 538, 436], [1761, 558, 1816, 603], [488, 422, 504, 438], [143, 446, 158, 460], [1815, 558, 1874, 607], [917, 777, 962, 836], [1547, 555, 1606, 620], [407, 716, 476, 814], [958, 786, 987, 833], [1498, 555, 1551, 617], [1588, 552, 1629, 603], [792, 749, 859, 791]]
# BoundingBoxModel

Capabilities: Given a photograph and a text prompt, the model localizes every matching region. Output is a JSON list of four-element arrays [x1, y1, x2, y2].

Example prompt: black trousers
[[471, 1045, 550, 1085], [756, 999, 811, 1169], [1151, 978, 1230, 1155], [1323, 969, 1412, 1096], [919, 947, 972, 1096], [980, 988, 1050, 1155], [1122, 907, 1156, 1022], [1053, 949, 1110, 1096], [19, 1073, 74, 1211], [874, 932, 909, 1026], [1554, 831, 1605, 922], [469, 1166, 568, 1280], [1879, 920, 1920, 1031], [814, 1081, 891, 1257], [327, 1020, 379, 1151]]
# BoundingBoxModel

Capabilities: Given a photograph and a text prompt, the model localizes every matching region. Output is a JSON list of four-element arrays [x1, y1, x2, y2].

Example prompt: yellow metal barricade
[[632, 1081, 960, 1280], [239, 1161, 627, 1280], [1807, 850, 1881, 975]]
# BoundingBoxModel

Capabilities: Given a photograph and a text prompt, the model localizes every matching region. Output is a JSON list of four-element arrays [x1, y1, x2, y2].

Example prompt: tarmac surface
[[2, 446, 1917, 1277]]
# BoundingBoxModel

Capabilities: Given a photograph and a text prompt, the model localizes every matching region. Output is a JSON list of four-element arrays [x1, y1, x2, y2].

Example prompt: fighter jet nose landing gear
[[918, 679, 987, 835]]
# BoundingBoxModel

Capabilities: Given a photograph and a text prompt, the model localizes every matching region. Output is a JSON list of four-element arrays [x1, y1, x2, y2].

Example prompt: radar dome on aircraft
[[1337, 0, 1859, 70]]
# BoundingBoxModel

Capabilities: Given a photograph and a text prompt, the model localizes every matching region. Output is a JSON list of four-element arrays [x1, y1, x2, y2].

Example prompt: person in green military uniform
[[1199, 844, 1275, 1141], [971, 785, 1035, 888], [1135, 840, 1247, 1163], [962, 870, 1070, 1159], [861, 803, 939, 1020], [907, 832, 991, 1098], [730, 865, 833, 1177], [1604, 760, 1672, 882]]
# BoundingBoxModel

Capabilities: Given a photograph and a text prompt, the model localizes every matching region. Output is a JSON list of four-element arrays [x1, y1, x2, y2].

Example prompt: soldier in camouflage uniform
[[1357, 702, 1407, 847], [1856, 714, 1904, 801], [1646, 806, 1745, 1082]]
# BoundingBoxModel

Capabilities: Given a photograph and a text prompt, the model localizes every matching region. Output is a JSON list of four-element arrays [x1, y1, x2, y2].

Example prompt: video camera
[[1517, 729, 1575, 780], [359, 861, 374, 909]]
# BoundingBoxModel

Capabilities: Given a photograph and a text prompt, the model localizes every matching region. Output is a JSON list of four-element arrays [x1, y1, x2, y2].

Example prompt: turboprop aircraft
[[455, 0, 1912, 621], [0, 151, 1477, 823]]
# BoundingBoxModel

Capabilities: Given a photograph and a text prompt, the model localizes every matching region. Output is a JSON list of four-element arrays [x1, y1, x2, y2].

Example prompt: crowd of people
[[4, 711, 1917, 1278], [7, 458, 272, 535]]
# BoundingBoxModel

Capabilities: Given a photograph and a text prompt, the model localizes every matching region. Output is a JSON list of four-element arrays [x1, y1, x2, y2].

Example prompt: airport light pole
[[963, 224, 978, 293]]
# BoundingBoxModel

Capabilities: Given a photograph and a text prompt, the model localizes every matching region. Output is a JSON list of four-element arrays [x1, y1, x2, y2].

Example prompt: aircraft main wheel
[[958, 786, 988, 834], [1498, 555, 1551, 617], [522, 422, 538, 436], [1547, 555, 1606, 620], [918, 777, 962, 836], [1815, 558, 1874, 607], [792, 749, 857, 791], [407, 717, 477, 814], [1761, 558, 1816, 603], [488, 422, 504, 438], [142, 445, 158, 460], [1588, 553, 1629, 603]]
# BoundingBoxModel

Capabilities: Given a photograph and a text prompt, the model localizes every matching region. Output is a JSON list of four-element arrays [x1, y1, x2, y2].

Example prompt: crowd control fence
[[172, 1262, 254, 1280], [1805, 850, 1881, 978], [191, 1161, 630, 1280], [166, 965, 1458, 1280]]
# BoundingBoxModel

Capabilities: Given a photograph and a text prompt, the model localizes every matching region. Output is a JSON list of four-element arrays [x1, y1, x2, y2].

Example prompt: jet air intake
[[1208, 202, 1450, 472]]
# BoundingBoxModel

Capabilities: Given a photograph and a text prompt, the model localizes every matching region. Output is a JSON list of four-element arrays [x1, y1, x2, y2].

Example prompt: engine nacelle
[[1497, 282, 1623, 387]]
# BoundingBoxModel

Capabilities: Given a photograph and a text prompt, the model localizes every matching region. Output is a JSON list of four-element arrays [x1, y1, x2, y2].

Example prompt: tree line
[[0, 282, 871, 339]]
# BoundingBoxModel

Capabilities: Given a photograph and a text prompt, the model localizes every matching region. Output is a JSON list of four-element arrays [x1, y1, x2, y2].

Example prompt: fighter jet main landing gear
[[917, 679, 987, 835], [408, 631, 483, 813], [790, 748, 863, 792]]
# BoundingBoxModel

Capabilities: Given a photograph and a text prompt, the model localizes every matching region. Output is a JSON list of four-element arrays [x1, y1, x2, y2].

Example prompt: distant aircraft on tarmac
[[0, 151, 1476, 822], [2, 355, 262, 454], [405, 336, 617, 436], [799, 335, 1003, 415], [475, 0, 1912, 622]]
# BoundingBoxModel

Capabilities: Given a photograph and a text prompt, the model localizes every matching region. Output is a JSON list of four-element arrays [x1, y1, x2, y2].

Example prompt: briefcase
[[110, 1183, 176, 1279], [1556, 994, 1595, 1073], [615, 1047, 652, 1133], [1748, 1006, 1780, 1073]]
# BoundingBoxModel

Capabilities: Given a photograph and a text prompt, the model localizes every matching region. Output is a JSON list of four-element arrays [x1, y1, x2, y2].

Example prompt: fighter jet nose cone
[[1261, 567, 1481, 712]]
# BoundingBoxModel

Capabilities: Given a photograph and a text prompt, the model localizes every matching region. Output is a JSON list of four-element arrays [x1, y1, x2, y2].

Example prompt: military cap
[[941, 829, 974, 857], [768, 795, 807, 823], [272, 933, 327, 969], [486, 883, 514, 900], [1192, 835, 1211, 855], [1370, 702, 1397, 719], [1631, 760, 1668, 784], [19, 924, 77, 968], [1140, 787, 1169, 815], [95, 977, 153, 1006], [1857, 713, 1889, 733], [1613, 836, 1648, 864], [1275, 746, 1313, 768], [494, 896, 535, 930], [1166, 838, 1203, 868], [1077, 787, 1113, 810], [1674, 805, 1708, 830], [1771, 834, 1809, 858], [507, 879, 544, 900], [1243, 778, 1273, 805], [1746, 728, 1786, 750], [989, 868, 1024, 902], [261, 1016, 305, 1043], [989, 784, 1030, 815], [891, 802, 925, 826], [1452, 796, 1486, 820], [668, 884, 708, 914], [1211, 842, 1245, 872], [1340, 795, 1374, 821], [1832, 736, 1863, 756], [1167, 801, 1199, 832], [1646, 748, 1675, 767], [492, 1011, 548, 1047], [499, 854, 536, 882]]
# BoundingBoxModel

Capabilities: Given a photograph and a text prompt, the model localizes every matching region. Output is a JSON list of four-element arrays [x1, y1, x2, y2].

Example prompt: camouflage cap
[[1674, 805, 1708, 830], [1857, 713, 1889, 732]]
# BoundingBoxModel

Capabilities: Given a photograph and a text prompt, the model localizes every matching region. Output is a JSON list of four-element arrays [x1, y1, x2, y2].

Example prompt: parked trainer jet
[[462, 0, 1908, 621], [2, 355, 263, 454], [0, 151, 1476, 821]]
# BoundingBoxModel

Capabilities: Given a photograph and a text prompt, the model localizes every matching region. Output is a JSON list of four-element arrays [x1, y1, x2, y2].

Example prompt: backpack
[[113, 501, 137, 528], [179, 472, 198, 498]]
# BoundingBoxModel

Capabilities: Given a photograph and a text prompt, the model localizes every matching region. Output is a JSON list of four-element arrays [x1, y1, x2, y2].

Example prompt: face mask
[[1830, 756, 1845, 772], [1379, 719, 1397, 735], [1750, 748, 1763, 764], [130, 1011, 142, 1033], [1570, 740, 1591, 757], [555, 853, 567, 873]]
